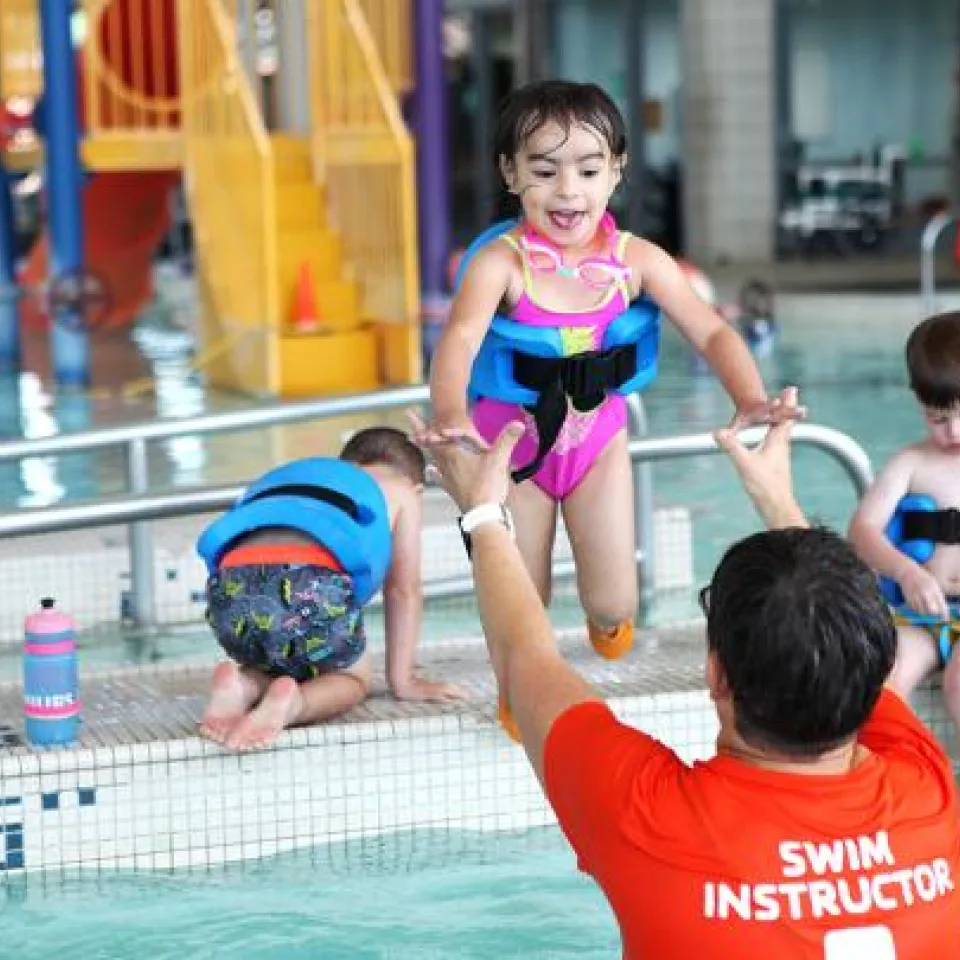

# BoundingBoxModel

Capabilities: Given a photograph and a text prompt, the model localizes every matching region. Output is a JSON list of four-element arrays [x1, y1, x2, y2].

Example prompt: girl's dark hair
[[905, 311, 960, 410], [493, 80, 627, 170]]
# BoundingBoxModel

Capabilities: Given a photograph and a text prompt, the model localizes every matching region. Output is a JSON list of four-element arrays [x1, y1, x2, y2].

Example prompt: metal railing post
[[625, 394, 655, 611], [126, 437, 156, 627], [920, 210, 958, 316]]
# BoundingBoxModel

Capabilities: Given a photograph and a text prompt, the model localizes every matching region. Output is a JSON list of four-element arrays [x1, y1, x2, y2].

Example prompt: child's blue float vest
[[459, 219, 661, 481], [197, 458, 392, 606], [881, 494, 960, 663]]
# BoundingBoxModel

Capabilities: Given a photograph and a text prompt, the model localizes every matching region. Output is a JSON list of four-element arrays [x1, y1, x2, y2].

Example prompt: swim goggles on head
[[518, 212, 631, 290]]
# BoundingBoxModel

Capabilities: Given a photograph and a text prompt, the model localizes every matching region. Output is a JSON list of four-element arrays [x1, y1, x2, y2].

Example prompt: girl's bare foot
[[225, 677, 302, 751], [198, 662, 259, 743]]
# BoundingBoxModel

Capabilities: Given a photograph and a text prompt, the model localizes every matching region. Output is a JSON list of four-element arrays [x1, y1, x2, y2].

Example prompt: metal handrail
[[0, 422, 873, 612], [0, 385, 654, 624], [624, 422, 874, 498], [0, 385, 435, 460], [920, 209, 959, 315], [0, 384, 436, 627]]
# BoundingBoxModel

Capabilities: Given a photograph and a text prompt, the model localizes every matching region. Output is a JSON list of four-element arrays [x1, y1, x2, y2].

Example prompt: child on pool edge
[[849, 312, 960, 748], [197, 428, 463, 751], [415, 80, 803, 740]]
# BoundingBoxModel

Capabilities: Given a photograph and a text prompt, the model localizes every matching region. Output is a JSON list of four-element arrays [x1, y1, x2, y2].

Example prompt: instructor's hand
[[408, 410, 523, 512]]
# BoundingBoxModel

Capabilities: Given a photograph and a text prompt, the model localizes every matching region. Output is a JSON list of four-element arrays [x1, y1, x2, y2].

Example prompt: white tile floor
[[0, 624, 716, 875], [0, 624, 708, 758], [0, 618, 954, 878]]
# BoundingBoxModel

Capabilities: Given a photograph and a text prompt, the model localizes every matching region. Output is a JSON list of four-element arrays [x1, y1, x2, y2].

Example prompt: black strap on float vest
[[901, 508, 960, 545], [509, 343, 638, 483], [245, 484, 360, 520]]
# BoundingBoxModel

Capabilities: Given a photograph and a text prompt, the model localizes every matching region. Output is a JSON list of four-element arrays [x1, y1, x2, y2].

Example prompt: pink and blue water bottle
[[23, 598, 81, 746]]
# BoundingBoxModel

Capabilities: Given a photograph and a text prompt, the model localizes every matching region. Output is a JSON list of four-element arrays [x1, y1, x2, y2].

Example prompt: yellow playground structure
[[0, 0, 420, 397]]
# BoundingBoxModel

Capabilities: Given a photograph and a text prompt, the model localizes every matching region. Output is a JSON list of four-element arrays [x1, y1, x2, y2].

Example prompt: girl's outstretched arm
[[626, 238, 799, 428], [423, 244, 515, 449]]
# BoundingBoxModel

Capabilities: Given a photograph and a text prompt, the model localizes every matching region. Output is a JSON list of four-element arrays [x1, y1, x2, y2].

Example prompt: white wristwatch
[[458, 502, 515, 557]]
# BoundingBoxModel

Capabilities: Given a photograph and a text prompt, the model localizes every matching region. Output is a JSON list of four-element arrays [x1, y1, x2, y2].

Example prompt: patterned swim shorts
[[205, 562, 366, 680]]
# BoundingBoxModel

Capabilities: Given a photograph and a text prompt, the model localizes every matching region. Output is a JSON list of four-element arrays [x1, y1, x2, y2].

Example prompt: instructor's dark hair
[[704, 527, 896, 757]]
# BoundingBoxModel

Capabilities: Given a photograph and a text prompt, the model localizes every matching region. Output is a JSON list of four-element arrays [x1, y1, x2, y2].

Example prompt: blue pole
[[412, 0, 451, 300], [0, 169, 21, 371], [39, 0, 90, 387]]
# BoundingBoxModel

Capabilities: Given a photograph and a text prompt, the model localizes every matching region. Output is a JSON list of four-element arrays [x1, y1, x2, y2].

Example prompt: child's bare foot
[[225, 677, 302, 751], [199, 662, 259, 743]]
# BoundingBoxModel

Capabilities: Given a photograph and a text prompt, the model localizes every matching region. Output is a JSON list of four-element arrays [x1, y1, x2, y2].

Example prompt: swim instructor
[[411, 390, 960, 958]]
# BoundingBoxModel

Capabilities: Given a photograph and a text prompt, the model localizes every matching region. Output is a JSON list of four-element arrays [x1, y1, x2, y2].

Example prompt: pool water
[[1, 828, 618, 959], [0, 305, 929, 955], [0, 309, 917, 534], [644, 319, 920, 589], [0, 308, 923, 665]]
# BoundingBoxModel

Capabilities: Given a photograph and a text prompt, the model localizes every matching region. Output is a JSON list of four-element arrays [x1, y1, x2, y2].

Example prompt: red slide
[[20, 0, 180, 332], [20, 170, 179, 331]]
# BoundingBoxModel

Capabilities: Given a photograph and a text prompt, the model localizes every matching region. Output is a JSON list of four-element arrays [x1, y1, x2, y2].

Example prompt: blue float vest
[[880, 495, 941, 606], [197, 458, 392, 606], [459, 219, 660, 481], [881, 494, 960, 663], [460, 219, 661, 407]]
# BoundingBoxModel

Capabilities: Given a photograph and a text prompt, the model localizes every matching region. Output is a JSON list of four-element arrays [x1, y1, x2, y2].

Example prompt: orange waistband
[[221, 543, 343, 572]]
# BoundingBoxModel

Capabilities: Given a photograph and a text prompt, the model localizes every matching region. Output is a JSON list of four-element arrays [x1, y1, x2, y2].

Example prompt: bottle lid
[[40, 597, 55, 610]]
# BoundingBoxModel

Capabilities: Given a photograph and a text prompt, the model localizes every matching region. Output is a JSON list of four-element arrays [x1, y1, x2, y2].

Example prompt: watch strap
[[458, 502, 514, 558], [460, 502, 510, 534]]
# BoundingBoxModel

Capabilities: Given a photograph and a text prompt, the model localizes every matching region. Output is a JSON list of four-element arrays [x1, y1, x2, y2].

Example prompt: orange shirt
[[544, 689, 960, 958]]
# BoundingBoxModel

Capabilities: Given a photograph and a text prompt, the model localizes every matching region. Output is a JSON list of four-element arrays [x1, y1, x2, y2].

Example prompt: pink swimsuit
[[472, 227, 633, 501]]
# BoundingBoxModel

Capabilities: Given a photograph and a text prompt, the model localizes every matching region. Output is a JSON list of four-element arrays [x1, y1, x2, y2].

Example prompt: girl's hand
[[726, 387, 807, 433]]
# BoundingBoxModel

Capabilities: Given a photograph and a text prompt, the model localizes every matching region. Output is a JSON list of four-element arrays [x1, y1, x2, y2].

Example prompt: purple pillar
[[412, 0, 451, 298]]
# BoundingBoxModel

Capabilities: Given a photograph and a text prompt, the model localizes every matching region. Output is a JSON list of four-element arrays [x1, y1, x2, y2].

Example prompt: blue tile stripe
[[0, 823, 23, 871], [0, 788, 97, 871]]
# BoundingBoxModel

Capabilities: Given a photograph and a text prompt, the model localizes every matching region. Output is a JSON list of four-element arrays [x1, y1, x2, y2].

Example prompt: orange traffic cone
[[291, 262, 321, 334]]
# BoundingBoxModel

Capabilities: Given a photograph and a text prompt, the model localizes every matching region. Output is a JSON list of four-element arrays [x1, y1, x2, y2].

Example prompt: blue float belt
[[196, 457, 392, 606], [458, 218, 660, 483], [881, 495, 960, 663]]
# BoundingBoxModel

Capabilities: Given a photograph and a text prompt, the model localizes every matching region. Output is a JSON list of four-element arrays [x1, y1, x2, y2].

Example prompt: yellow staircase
[[0, 0, 421, 398], [271, 134, 380, 396]]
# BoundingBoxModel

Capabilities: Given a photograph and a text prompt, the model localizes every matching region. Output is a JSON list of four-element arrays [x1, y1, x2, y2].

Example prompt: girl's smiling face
[[500, 118, 624, 251]]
